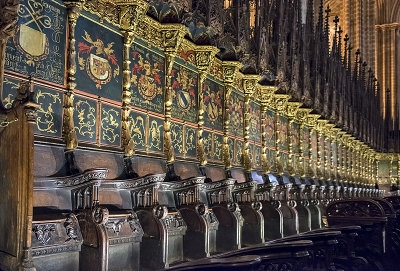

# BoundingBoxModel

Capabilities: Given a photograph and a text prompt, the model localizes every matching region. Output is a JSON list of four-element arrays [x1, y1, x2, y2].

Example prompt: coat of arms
[[203, 83, 223, 123], [249, 106, 260, 136], [131, 51, 163, 102], [265, 113, 275, 141], [229, 95, 243, 129], [78, 31, 120, 89], [13, 0, 51, 66], [171, 68, 196, 112]]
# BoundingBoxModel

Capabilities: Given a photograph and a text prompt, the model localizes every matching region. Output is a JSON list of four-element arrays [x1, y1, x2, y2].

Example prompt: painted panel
[[2, 77, 20, 109], [290, 122, 300, 154], [203, 78, 224, 131], [301, 126, 309, 157], [73, 95, 97, 143], [248, 143, 254, 165], [228, 137, 235, 163], [171, 64, 197, 122], [129, 110, 146, 150], [100, 103, 121, 146], [254, 145, 261, 168], [319, 134, 325, 166], [203, 130, 213, 160], [277, 115, 288, 151], [213, 133, 223, 162], [235, 140, 243, 165], [378, 160, 390, 177], [5, 0, 67, 85], [131, 43, 164, 113], [171, 122, 184, 156], [148, 116, 163, 153], [228, 90, 244, 137], [33, 85, 63, 137], [311, 130, 317, 160], [249, 101, 261, 143], [267, 149, 275, 166], [264, 108, 275, 148], [184, 126, 197, 157], [332, 141, 337, 167], [75, 15, 122, 102]]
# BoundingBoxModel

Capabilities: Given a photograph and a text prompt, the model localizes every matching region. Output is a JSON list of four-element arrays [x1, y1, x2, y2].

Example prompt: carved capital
[[195, 46, 219, 72], [116, 0, 149, 32], [286, 102, 302, 118], [273, 94, 290, 113], [242, 74, 260, 95], [222, 61, 242, 84], [161, 24, 187, 54]]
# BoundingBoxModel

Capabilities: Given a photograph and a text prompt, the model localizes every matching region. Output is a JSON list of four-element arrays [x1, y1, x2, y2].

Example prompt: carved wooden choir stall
[[1, 0, 400, 271]]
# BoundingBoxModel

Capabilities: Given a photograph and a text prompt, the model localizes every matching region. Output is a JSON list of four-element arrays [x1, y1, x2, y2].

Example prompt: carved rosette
[[242, 75, 260, 174], [63, 0, 85, 151], [222, 62, 242, 172], [161, 25, 187, 163], [195, 46, 219, 167]]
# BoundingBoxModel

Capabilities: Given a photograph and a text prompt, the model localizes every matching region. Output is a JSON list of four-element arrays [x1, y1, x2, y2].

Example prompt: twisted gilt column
[[194, 46, 218, 170], [222, 62, 241, 177], [242, 75, 260, 181]]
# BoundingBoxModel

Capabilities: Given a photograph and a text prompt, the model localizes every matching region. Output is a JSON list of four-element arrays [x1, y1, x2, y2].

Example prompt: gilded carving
[[63, 0, 83, 151], [35, 90, 62, 134]]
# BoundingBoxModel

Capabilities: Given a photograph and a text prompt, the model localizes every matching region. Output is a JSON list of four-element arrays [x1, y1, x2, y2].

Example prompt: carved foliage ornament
[[0, 0, 19, 40]]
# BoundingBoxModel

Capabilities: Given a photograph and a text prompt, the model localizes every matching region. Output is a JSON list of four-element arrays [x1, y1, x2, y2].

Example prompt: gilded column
[[195, 46, 219, 169], [63, 0, 85, 174], [242, 75, 260, 180], [222, 62, 241, 177], [161, 25, 186, 180], [286, 102, 301, 176], [117, 0, 149, 177], [274, 95, 289, 176]]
